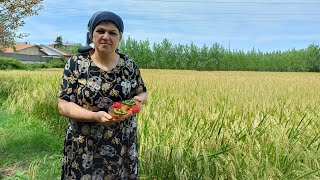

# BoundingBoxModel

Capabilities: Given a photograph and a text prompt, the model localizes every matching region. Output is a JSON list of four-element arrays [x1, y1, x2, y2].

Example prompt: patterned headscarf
[[78, 11, 124, 53]]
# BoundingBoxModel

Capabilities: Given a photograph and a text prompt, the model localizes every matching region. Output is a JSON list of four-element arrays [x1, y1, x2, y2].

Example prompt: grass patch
[[0, 110, 63, 179]]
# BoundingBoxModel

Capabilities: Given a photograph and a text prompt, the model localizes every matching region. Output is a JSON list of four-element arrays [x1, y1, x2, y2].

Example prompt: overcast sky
[[17, 0, 320, 52]]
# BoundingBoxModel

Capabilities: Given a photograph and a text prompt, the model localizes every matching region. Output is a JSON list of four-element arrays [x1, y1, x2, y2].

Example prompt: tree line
[[1, 1, 320, 72], [119, 37, 320, 72]]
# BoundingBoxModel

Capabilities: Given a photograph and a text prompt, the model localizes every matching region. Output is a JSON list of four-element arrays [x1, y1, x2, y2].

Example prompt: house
[[0, 42, 72, 64], [49, 42, 80, 50], [3, 43, 44, 55], [38, 44, 72, 57], [2, 42, 72, 57]]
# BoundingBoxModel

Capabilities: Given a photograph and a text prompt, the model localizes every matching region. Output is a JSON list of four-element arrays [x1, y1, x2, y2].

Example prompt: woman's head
[[86, 11, 124, 46], [92, 21, 122, 54]]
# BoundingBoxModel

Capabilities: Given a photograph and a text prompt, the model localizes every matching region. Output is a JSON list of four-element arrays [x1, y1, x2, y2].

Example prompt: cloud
[[256, 34, 320, 42], [16, 0, 320, 52]]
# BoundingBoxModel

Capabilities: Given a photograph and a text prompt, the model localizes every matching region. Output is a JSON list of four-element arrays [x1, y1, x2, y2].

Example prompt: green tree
[[55, 36, 63, 48], [0, 0, 43, 51], [305, 44, 320, 72], [65, 43, 82, 54]]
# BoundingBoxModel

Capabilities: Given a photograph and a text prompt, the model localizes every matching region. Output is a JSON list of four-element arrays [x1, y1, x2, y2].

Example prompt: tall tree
[[55, 36, 63, 48], [0, 0, 43, 51]]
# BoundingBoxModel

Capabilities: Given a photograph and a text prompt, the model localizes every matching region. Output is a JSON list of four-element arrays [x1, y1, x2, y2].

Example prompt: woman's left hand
[[132, 96, 141, 102], [133, 96, 143, 107]]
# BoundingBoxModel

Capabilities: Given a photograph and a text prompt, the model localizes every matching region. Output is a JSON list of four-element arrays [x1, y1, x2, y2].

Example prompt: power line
[[38, 13, 319, 23], [126, 19, 320, 22], [38, 14, 319, 23], [51, 17, 320, 23], [132, 0, 320, 4], [39, 6, 319, 23], [43, 8, 320, 16]]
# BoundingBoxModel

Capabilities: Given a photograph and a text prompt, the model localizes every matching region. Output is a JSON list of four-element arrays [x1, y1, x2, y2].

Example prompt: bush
[[46, 57, 67, 68], [0, 57, 26, 70], [27, 63, 48, 69]]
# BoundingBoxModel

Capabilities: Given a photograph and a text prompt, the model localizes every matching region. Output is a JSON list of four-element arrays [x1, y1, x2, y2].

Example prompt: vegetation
[[1, 37, 320, 72], [51, 38, 82, 55], [0, 0, 43, 51], [45, 57, 67, 68], [119, 37, 320, 72], [0, 57, 66, 70], [54, 36, 63, 49], [0, 69, 319, 179], [0, 57, 26, 70], [61, 43, 82, 54]]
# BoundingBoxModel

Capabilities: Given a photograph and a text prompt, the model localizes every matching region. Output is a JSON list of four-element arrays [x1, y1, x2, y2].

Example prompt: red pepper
[[132, 105, 140, 113], [112, 102, 121, 108]]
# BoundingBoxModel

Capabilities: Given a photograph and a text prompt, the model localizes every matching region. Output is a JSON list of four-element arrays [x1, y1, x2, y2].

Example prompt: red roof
[[3, 43, 35, 53], [1, 43, 72, 57]]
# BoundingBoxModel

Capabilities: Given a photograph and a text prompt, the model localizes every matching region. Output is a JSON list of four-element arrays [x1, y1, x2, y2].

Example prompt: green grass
[[0, 109, 62, 179], [0, 69, 320, 179]]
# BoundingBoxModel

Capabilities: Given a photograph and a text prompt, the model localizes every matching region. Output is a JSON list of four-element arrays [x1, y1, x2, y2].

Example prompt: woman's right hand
[[58, 99, 123, 125], [94, 111, 119, 126]]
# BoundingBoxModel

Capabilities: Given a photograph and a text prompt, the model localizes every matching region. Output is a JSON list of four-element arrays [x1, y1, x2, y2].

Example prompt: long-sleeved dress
[[58, 52, 147, 180]]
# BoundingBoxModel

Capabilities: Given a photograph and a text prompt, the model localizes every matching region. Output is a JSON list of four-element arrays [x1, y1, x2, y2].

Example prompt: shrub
[[46, 57, 66, 68], [0, 57, 26, 70], [27, 63, 48, 69]]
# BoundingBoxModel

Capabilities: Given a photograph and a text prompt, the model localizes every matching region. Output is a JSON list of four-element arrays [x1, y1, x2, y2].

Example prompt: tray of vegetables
[[108, 99, 141, 120]]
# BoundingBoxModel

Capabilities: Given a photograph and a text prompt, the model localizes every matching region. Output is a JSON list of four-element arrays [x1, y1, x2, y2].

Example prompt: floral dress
[[58, 52, 147, 180]]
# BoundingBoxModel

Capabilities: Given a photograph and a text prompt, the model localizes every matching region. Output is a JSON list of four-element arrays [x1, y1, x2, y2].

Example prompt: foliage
[[1, 36, 320, 72], [0, 57, 26, 70], [2, 170, 28, 180], [54, 36, 63, 48], [119, 37, 320, 72], [52, 41, 82, 55], [46, 57, 66, 68], [0, 56, 67, 70], [63, 43, 82, 54], [0, 0, 43, 51], [26, 63, 48, 69], [305, 44, 320, 72]]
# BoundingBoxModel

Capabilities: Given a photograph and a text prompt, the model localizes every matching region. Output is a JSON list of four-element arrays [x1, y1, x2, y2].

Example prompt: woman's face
[[92, 21, 121, 54]]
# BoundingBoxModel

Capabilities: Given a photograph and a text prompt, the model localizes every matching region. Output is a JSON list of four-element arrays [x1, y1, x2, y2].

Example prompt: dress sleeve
[[132, 63, 147, 97], [58, 55, 79, 103]]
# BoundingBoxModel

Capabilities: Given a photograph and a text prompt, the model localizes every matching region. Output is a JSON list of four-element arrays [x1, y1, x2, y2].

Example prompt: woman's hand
[[94, 111, 126, 126], [58, 98, 128, 126], [132, 96, 141, 103], [133, 92, 148, 104], [133, 93, 148, 109], [94, 111, 116, 126]]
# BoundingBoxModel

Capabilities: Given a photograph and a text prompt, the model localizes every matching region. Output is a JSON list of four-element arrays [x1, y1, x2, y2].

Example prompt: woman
[[58, 11, 148, 179]]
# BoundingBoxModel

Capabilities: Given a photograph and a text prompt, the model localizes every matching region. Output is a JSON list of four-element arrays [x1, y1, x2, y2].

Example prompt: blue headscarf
[[78, 11, 124, 53]]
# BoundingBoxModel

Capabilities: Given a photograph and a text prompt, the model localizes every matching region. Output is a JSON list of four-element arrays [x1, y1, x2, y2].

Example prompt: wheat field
[[0, 69, 320, 179]]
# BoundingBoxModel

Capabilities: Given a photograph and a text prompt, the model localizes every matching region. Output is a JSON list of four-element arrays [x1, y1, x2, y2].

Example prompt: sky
[[17, 0, 320, 52]]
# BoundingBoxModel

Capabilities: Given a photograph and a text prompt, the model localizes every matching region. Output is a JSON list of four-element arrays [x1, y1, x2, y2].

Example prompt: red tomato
[[132, 105, 140, 113], [112, 102, 121, 108]]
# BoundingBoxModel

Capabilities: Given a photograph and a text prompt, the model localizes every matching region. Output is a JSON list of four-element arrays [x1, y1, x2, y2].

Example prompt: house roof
[[2, 43, 35, 53], [48, 43, 79, 46], [47, 44, 73, 56], [1, 43, 72, 57], [38, 44, 71, 56]]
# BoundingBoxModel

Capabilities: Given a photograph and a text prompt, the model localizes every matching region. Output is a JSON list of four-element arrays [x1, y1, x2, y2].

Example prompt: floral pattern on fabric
[[58, 52, 147, 180]]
